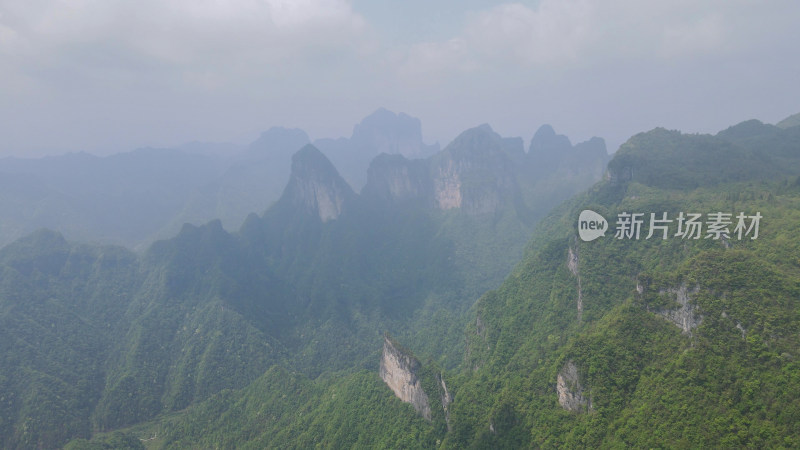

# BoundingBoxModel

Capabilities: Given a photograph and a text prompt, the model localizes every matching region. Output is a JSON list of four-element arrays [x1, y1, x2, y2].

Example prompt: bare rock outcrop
[[379, 335, 432, 420], [568, 245, 583, 320], [557, 360, 592, 412], [282, 145, 354, 222], [656, 284, 702, 336]]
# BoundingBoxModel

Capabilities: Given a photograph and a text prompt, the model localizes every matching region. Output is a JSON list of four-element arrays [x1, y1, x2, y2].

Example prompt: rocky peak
[[433, 124, 516, 214], [362, 124, 519, 215], [530, 124, 572, 156], [363, 153, 430, 204], [352, 108, 439, 159], [281, 145, 354, 222], [443, 124, 504, 160], [529, 125, 608, 175], [314, 109, 439, 190]]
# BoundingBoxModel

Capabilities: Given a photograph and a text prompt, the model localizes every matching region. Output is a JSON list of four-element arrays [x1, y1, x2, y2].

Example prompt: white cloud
[[0, 0, 797, 156], [464, 1, 594, 66], [394, 0, 789, 77], [0, 0, 367, 87], [396, 38, 475, 83]]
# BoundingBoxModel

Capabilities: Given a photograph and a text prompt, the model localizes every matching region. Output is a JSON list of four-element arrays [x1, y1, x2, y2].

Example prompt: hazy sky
[[1, 0, 798, 157]]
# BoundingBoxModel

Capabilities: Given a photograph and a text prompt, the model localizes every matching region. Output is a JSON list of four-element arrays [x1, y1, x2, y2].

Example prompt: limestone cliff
[[363, 154, 430, 204], [350, 108, 439, 160], [281, 145, 354, 222], [655, 284, 703, 336], [568, 244, 583, 321], [437, 373, 454, 431], [379, 335, 432, 420], [363, 124, 518, 216], [434, 124, 517, 215], [557, 360, 592, 412], [314, 108, 439, 189], [433, 157, 464, 210]]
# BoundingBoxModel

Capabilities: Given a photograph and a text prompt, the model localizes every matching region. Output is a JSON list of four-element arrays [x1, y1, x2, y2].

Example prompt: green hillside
[[6, 118, 800, 448], [2, 122, 609, 448], [447, 123, 800, 448], [106, 120, 800, 448]]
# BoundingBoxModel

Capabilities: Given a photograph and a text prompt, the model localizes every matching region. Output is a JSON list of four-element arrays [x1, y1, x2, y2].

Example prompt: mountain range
[[0, 110, 609, 449], [0, 109, 602, 252], [3, 112, 798, 448]]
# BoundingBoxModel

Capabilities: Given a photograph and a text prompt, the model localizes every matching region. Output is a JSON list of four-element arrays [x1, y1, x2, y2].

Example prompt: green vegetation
[[4, 118, 800, 448], [444, 122, 800, 448]]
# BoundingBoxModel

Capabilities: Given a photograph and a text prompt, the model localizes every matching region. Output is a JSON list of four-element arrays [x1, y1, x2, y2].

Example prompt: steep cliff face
[[434, 125, 517, 215], [314, 108, 440, 189], [433, 157, 464, 210], [363, 124, 518, 216], [363, 154, 430, 204], [556, 360, 592, 412], [568, 245, 583, 321], [281, 145, 354, 222], [438, 373, 454, 431], [379, 335, 432, 420], [351, 108, 439, 160], [655, 284, 703, 336]]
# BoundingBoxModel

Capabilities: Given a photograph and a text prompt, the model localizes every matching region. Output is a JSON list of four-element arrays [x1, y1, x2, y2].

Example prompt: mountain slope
[[2, 123, 608, 448], [446, 121, 800, 448], [119, 119, 800, 448]]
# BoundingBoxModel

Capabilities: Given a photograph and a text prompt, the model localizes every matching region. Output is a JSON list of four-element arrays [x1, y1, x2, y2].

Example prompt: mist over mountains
[[0, 108, 605, 251], [0, 107, 609, 448], [2, 110, 800, 448]]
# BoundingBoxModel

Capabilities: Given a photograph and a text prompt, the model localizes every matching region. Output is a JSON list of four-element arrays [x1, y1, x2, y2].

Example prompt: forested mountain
[[0, 119, 607, 449], [11, 115, 800, 449], [447, 120, 800, 447], [104, 118, 800, 448]]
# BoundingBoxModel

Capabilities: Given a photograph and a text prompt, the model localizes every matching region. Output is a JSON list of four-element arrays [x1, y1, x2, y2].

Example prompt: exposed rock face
[[437, 373, 453, 431], [363, 124, 518, 216], [567, 246, 579, 276], [314, 108, 439, 189], [557, 360, 591, 412], [438, 125, 517, 216], [379, 335, 432, 420], [433, 158, 464, 210], [656, 284, 702, 336], [363, 123, 608, 220], [568, 245, 583, 321], [282, 145, 354, 222], [351, 108, 439, 160], [364, 154, 430, 204]]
